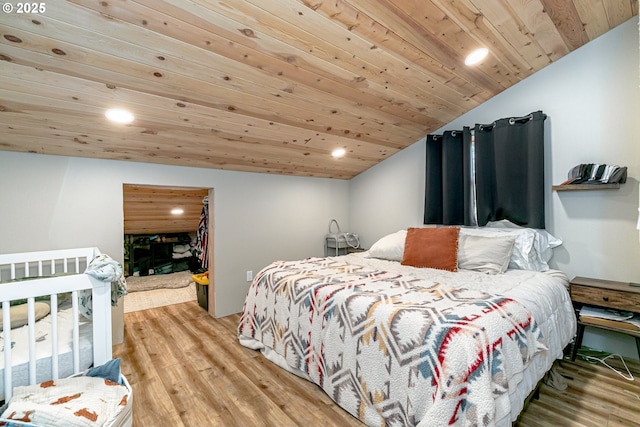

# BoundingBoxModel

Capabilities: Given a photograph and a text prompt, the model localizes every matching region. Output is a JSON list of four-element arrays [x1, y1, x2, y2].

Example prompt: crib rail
[[0, 247, 100, 282], [0, 247, 112, 402]]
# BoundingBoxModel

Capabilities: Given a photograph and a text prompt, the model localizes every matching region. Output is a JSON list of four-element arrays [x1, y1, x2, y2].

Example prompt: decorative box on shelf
[[553, 163, 626, 191]]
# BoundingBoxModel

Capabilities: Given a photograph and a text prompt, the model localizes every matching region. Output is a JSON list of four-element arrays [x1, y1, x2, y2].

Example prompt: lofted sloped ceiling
[[0, 1, 637, 179]]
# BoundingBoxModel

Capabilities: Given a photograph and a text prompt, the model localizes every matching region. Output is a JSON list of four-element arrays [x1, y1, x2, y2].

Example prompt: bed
[[0, 247, 132, 427], [238, 224, 577, 427]]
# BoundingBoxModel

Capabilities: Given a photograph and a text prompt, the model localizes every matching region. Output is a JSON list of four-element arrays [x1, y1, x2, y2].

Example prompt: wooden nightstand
[[569, 276, 640, 360]]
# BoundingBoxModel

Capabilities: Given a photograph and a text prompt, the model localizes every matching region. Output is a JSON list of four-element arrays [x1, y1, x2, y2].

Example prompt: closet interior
[[122, 184, 211, 309]]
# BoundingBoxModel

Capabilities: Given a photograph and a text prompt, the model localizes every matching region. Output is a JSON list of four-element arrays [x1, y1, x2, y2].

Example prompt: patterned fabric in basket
[[0, 376, 129, 427]]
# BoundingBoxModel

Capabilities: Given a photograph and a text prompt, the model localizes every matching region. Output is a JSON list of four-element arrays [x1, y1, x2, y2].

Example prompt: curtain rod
[[429, 112, 541, 137], [478, 113, 535, 130]]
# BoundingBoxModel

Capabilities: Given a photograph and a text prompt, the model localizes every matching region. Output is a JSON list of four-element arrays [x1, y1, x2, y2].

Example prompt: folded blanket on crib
[[0, 376, 129, 427], [79, 254, 128, 319], [85, 254, 128, 305]]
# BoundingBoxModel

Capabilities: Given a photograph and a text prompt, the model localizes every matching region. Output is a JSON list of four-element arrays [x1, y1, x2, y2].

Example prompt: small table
[[569, 276, 640, 360]]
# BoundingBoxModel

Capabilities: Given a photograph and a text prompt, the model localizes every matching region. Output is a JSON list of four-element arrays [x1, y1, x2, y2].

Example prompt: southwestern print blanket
[[238, 258, 545, 427]]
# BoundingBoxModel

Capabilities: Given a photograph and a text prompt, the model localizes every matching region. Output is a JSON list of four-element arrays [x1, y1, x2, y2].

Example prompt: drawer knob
[[602, 296, 609, 302]]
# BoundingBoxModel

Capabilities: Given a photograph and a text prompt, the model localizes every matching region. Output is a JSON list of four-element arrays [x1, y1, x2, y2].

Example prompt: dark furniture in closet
[[125, 233, 192, 277]]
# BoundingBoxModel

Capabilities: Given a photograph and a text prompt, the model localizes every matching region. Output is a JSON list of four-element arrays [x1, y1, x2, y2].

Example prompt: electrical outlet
[[246, 270, 253, 282]]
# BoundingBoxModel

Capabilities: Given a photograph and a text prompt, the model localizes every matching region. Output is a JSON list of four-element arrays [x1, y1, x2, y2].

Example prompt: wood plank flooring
[[114, 301, 640, 427]]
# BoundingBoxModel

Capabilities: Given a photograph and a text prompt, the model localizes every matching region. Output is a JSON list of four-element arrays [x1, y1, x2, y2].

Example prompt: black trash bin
[[192, 272, 209, 311], [196, 283, 208, 310]]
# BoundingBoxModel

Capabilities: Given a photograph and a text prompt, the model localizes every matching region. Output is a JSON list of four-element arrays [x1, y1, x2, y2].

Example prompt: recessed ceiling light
[[464, 48, 489, 66], [171, 208, 184, 215], [105, 108, 135, 124], [332, 148, 346, 158]]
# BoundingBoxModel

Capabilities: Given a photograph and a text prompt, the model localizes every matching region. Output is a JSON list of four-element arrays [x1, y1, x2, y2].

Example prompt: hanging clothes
[[196, 196, 209, 269]]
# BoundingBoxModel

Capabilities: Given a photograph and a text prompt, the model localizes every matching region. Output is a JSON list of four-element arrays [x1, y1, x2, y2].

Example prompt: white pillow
[[460, 221, 561, 271], [367, 230, 407, 261], [485, 220, 562, 263], [457, 234, 515, 274]]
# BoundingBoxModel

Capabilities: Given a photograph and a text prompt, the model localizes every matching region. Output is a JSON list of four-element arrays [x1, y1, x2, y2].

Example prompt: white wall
[[0, 153, 350, 341], [350, 17, 640, 358]]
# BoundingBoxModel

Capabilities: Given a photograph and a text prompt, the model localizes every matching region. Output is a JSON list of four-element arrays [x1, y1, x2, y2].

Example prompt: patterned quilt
[[238, 258, 545, 427]]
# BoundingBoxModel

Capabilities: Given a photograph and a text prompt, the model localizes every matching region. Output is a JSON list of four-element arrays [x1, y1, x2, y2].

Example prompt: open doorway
[[122, 184, 213, 315]]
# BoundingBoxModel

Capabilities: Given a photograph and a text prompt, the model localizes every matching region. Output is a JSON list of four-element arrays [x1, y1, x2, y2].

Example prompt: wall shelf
[[552, 183, 620, 191]]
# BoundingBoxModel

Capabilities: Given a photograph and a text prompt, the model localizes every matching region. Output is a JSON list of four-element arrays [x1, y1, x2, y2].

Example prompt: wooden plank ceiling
[[123, 184, 208, 234], [0, 1, 636, 179]]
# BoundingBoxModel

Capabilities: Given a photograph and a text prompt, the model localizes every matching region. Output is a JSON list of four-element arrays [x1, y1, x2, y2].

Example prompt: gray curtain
[[424, 111, 546, 228]]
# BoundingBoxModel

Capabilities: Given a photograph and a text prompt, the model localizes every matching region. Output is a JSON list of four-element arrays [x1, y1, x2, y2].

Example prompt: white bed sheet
[[0, 302, 93, 401], [240, 252, 576, 426]]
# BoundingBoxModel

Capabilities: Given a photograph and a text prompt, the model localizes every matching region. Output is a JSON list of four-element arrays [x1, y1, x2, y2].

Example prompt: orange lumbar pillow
[[401, 227, 460, 272]]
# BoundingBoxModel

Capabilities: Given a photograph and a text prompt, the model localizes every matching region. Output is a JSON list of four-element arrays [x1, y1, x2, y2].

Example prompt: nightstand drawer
[[570, 285, 640, 312]]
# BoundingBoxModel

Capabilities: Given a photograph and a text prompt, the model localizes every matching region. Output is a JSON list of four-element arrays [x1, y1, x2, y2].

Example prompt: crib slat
[[72, 290, 80, 373], [3, 301, 13, 401], [51, 294, 59, 379], [28, 298, 36, 384]]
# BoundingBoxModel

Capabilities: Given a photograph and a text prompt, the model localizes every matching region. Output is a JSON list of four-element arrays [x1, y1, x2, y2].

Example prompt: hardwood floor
[[114, 301, 640, 427]]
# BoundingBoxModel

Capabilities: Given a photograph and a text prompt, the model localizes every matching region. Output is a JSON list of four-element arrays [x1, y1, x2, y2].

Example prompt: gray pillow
[[457, 234, 516, 274], [0, 302, 50, 331]]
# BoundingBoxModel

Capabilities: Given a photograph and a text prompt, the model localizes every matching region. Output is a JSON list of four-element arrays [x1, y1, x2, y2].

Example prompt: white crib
[[0, 247, 132, 426]]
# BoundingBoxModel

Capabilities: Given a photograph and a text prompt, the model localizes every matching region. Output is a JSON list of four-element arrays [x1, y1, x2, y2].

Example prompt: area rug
[[126, 270, 195, 293], [123, 284, 197, 313]]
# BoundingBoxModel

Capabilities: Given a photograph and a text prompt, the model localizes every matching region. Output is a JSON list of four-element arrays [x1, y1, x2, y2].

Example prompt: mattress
[[238, 252, 576, 427], [0, 302, 93, 401]]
